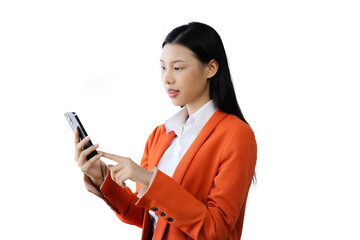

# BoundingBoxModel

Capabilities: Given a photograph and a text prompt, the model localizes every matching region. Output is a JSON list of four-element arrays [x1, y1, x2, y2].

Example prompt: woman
[[75, 22, 257, 240]]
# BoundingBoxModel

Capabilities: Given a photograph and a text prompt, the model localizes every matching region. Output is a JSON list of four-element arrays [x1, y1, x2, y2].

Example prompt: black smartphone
[[64, 112, 98, 160]]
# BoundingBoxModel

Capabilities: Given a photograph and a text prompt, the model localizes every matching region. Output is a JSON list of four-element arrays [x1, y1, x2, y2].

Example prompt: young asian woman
[[74, 22, 257, 240]]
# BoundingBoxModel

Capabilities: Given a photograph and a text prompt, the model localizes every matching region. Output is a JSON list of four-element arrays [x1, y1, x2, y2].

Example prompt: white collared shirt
[[142, 99, 218, 232]]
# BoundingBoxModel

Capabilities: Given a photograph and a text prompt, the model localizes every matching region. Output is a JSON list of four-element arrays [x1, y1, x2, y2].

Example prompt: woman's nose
[[163, 70, 174, 84]]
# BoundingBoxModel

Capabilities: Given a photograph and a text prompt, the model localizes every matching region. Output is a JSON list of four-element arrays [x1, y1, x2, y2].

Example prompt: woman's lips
[[168, 90, 180, 98]]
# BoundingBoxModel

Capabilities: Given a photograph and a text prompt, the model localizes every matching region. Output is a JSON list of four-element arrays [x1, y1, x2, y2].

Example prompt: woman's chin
[[170, 99, 185, 107]]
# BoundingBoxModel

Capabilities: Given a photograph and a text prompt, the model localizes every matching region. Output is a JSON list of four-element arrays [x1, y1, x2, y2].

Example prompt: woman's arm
[[94, 152, 153, 228], [80, 126, 163, 228]]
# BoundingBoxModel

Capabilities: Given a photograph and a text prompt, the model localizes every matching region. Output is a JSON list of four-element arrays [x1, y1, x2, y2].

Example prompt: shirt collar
[[165, 100, 218, 135]]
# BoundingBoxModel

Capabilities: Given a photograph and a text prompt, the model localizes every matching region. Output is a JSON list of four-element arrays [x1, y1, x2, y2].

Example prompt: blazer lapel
[[172, 110, 228, 184], [148, 130, 176, 170]]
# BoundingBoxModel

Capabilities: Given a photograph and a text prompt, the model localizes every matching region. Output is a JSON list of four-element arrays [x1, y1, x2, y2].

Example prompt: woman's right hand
[[74, 127, 104, 188]]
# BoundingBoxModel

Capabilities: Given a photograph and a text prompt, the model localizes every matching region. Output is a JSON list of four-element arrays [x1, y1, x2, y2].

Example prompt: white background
[[1, 0, 359, 239]]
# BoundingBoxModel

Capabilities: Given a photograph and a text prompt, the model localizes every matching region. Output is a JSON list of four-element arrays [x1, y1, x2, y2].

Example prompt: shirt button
[[160, 212, 166, 217], [152, 207, 158, 212], [167, 218, 173, 222]]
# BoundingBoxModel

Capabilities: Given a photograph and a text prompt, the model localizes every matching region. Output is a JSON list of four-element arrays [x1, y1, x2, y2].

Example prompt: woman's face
[[160, 43, 215, 115]]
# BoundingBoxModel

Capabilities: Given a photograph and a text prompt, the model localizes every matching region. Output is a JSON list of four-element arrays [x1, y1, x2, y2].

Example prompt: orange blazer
[[97, 109, 257, 240]]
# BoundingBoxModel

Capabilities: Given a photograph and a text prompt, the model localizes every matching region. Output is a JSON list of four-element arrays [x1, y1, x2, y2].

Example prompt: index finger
[[98, 151, 124, 163], [76, 135, 90, 151], [74, 127, 80, 145], [74, 135, 90, 160]]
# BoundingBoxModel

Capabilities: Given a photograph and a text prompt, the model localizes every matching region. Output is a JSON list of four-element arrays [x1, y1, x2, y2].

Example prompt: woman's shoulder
[[213, 111, 255, 141], [218, 112, 253, 132], [148, 123, 167, 138], [145, 123, 168, 145]]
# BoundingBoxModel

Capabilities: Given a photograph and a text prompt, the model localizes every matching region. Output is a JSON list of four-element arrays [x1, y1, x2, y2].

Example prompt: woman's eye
[[174, 67, 182, 71], [161, 66, 166, 70]]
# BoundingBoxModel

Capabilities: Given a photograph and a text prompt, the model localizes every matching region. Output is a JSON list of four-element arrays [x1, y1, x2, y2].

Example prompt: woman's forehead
[[161, 44, 196, 63]]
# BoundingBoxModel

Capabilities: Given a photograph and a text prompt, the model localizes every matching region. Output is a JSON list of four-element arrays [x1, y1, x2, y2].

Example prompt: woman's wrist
[[91, 176, 104, 189], [139, 169, 153, 188], [91, 161, 107, 189]]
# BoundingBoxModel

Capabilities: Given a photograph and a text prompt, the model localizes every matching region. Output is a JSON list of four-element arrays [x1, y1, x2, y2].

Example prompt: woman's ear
[[206, 59, 219, 79]]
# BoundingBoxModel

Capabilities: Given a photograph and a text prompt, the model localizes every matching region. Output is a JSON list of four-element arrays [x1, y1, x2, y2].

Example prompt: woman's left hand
[[99, 151, 153, 188]]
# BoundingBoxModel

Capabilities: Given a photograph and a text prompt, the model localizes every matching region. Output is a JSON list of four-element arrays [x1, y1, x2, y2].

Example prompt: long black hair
[[162, 22, 249, 126], [163, 22, 256, 183]]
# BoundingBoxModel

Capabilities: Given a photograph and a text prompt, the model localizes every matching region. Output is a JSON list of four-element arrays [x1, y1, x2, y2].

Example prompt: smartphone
[[64, 112, 98, 160]]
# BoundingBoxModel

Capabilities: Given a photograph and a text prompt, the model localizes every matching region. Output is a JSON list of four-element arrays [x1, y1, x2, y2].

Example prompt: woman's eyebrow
[[160, 59, 187, 63]]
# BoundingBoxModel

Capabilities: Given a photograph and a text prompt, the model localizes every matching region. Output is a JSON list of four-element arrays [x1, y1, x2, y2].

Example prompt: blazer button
[[160, 212, 166, 217], [152, 207, 158, 212], [167, 218, 173, 222]]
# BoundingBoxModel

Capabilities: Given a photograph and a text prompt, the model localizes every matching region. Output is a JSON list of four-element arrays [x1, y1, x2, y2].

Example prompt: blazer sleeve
[[87, 126, 161, 228], [135, 127, 257, 239]]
